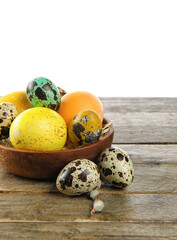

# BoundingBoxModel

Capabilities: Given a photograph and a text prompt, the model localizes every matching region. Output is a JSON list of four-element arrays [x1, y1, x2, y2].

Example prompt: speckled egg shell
[[10, 107, 67, 151], [56, 159, 100, 196], [68, 110, 102, 147], [98, 147, 134, 188], [26, 77, 61, 111], [0, 137, 13, 147], [0, 102, 18, 140]]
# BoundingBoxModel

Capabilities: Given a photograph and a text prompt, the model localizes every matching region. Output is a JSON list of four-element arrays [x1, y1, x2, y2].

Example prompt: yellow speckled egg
[[10, 107, 67, 151], [68, 110, 102, 147], [0, 91, 32, 114]]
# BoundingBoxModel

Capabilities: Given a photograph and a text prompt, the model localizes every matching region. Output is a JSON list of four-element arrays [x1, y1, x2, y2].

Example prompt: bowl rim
[[0, 117, 114, 154]]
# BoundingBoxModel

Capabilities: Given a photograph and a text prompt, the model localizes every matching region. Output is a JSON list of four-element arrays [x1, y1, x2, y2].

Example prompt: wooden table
[[1, 97, 177, 239]]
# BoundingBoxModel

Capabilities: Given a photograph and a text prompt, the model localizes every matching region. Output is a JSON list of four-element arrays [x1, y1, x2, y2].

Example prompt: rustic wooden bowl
[[0, 118, 114, 180]]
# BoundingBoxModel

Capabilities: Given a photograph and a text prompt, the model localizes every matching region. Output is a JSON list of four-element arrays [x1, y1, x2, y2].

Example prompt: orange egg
[[58, 91, 104, 126], [0, 91, 32, 114]]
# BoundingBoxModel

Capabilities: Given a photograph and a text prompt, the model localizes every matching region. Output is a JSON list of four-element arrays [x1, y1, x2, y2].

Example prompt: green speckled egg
[[68, 110, 102, 147], [26, 77, 61, 111]]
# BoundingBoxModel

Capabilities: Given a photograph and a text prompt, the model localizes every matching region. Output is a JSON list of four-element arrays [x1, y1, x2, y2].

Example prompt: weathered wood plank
[[1, 144, 177, 193], [100, 97, 177, 113], [106, 112, 177, 143], [1, 222, 177, 239], [0, 169, 56, 193], [1, 193, 177, 222], [1, 163, 177, 194], [115, 144, 177, 164], [102, 163, 177, 194], [100, 97, 177, 143]]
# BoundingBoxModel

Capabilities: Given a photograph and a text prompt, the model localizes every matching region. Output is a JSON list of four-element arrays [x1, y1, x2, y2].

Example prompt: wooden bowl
[[0, 118, 114, 179]]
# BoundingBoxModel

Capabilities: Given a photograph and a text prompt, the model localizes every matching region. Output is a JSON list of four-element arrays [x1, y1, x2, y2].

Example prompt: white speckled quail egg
[[0, 137, 13, 147], [0, 102, 18, 140], [98, 146, 134, 188], [56, 159, 100, 196]]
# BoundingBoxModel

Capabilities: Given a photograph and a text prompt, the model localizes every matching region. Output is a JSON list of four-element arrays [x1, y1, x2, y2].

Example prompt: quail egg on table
[[0, 102, 18, 140], [68, 110, 102, 147], [56, 159, 100, 196], [98, 147, 134, 188], [26, 77, 61, 111]]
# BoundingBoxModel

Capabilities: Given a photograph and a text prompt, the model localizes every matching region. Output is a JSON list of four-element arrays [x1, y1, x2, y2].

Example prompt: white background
[[0, 0, 177, 97]]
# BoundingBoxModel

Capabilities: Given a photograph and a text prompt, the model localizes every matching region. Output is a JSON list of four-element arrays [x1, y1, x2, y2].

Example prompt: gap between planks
[[1, 219, 177, 224], [1, 189, 177, 195], [113, 142, 177, 145]]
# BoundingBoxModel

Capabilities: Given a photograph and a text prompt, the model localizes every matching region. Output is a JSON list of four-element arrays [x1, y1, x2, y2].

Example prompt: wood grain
[[101, 97, 177, 143], [115, 144, 177, 164], [1, 222, 177, 239], [1, 162, 177, 194], [1, 192, 177, 222], [100, 97, 177, 113]]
